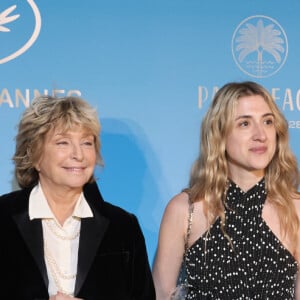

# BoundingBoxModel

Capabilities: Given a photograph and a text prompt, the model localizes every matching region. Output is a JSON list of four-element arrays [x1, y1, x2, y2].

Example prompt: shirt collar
[[29, 183, 93, 220]]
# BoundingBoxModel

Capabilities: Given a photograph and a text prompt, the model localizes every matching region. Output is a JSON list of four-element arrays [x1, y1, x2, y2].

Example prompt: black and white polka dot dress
[[185, 178, 298, 299]]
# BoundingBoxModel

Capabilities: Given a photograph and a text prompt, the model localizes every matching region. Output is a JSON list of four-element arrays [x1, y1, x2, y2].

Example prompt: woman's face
[[36, 125, 97, 193], [225, 95, 277, 179]]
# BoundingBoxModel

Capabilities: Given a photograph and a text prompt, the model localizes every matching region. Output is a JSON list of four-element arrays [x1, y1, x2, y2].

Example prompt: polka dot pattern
[[184, 178, 298, 299]]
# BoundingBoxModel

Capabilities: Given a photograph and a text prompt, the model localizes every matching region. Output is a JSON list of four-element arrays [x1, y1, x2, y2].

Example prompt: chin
[[248, 165, 268, 173], [64, 180, 89, 189]]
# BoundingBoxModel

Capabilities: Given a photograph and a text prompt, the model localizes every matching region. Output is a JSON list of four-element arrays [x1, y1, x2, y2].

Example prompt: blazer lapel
[[11, 182, 109, 296], [13, 211, 49, 289], [74, 209, 109, 296]]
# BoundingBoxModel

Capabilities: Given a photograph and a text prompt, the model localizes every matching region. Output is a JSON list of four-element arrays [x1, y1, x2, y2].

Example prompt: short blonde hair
[[13, 96, 103, 188]]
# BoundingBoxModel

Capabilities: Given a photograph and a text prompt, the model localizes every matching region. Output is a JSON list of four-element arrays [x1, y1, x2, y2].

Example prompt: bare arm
[[296, 275, 300, 300], [293, 196, 300, 299], [152, 193, 189, 300]]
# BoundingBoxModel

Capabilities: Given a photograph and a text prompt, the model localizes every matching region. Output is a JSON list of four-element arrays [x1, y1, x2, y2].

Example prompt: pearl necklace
[[45, 219, 80, 240], [44, 241, 76, 296], [43, 218, 80, 296]]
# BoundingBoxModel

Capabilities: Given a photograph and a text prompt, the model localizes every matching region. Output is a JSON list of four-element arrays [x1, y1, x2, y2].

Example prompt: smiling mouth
[[63, 167, 86, 171]]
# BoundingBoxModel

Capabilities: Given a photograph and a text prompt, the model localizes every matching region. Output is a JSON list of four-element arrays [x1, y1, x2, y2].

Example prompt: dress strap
[[184, 194, 194, 253]]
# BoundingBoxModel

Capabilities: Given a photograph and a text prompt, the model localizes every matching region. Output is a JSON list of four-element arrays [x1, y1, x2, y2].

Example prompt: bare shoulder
[[164, 192, 208, 247], [161, 192, 190, 226], [165, 192, 190, 212]]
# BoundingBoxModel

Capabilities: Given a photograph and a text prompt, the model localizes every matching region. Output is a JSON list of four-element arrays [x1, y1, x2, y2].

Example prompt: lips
[[249, 146, 267, 154], [63, 167, 86, 172]]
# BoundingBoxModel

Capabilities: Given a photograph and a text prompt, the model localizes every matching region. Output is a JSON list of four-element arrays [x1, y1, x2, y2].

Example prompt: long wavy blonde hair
[[189, 81, 300, 253], [13, 95, 103, 188]]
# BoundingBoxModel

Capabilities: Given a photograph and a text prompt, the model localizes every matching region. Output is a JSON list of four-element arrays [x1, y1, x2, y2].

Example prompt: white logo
[[0, 0, 41, 64], [232, 15, 288, 78]]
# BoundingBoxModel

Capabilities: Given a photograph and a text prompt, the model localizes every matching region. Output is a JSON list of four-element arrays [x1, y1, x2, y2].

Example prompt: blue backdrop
[[1, 0, 299, 265]]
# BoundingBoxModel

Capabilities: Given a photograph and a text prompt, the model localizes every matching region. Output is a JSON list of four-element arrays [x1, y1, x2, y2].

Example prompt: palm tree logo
[[0, 0, 41, 64], [232, 15, 288, 78]]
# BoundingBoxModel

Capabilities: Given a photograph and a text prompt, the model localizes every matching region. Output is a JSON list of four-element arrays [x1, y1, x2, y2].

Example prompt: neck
[[40, 182, 82, 225], [229, 170, 264, 192], [49, 201, 78, 226]]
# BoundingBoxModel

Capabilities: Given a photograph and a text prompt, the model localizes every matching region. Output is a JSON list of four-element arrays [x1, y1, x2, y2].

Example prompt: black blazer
[[0, 182, 155, 300]]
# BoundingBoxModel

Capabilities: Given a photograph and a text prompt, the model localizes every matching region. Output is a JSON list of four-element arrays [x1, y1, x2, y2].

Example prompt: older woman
[[0, 96, 155, 299]]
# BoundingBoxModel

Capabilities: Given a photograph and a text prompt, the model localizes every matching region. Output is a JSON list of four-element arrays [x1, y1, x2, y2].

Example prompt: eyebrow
[[54, 132, 94, 138], [234, 112, 275, 121]]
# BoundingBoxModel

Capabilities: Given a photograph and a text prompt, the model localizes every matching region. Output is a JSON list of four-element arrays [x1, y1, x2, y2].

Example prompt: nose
[[252, 123, 267, 141], [71, 142, 84, 161]]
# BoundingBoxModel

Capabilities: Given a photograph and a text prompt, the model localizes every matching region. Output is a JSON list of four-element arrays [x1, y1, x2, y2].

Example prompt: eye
[[239, 120, 249, 127], [83, 141, 94, 146], [81, 138, 95, 147], [56, 140, 69, 145], [264, 118, 274, 125]]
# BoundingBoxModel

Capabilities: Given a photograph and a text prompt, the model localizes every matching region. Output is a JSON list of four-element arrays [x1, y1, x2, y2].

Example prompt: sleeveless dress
[[184, 178, 298, 299]]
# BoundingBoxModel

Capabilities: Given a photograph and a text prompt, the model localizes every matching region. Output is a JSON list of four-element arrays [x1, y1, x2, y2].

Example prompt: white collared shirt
[[29, 183, 93, 296]]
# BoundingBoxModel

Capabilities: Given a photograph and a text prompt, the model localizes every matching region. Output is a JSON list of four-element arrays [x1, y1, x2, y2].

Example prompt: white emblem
[[232, 15, 288, 78], [0, 0, 41, 64]]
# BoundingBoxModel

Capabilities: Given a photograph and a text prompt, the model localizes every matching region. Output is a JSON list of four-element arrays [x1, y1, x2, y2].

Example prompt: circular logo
[[0, 0, 41, 64], [232, 15, 288, 78]]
